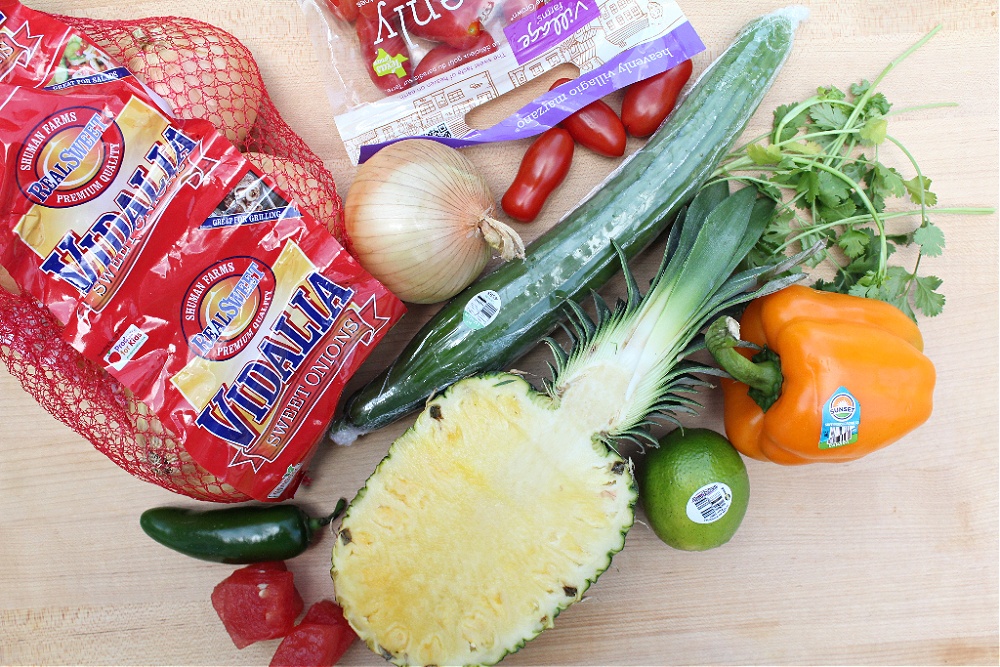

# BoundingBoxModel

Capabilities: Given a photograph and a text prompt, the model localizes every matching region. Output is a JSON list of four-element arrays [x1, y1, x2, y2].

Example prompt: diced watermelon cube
[[211, 563, 304, 649], [269, 599, 357, 667]]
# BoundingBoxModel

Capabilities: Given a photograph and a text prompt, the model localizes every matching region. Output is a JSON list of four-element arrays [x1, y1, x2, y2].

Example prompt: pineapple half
[[333, 372, 635, 665], [331, 184, 809, 666]]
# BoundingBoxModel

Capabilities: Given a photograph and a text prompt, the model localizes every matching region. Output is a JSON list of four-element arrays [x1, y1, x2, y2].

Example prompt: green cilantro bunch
[[712, 26, 992, 319]]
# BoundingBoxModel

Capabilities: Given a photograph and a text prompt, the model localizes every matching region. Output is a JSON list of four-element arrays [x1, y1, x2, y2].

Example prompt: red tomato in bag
[[356, 11, 413, 95], [360, 0, 485, 50], [325, 0, 359, 23], [407, 0, 484, 50], [413, 31, 497, 82], [270, 600, 357, 667], [211, 563, 304, 649]]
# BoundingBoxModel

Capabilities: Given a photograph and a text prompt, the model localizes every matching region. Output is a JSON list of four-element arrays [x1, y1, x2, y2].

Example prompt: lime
[[638, 428, 749, 551]]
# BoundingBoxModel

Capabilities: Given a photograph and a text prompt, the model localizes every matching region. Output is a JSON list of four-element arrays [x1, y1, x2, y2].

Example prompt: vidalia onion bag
[[0, 1, 405, 502]]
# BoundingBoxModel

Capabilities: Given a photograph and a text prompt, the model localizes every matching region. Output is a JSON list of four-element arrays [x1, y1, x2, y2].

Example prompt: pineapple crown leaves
[[544, 183, 812, 446]]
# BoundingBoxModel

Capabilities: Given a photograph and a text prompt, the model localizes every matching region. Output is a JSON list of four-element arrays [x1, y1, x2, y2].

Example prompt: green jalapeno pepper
[[139, 499, 346, 564]]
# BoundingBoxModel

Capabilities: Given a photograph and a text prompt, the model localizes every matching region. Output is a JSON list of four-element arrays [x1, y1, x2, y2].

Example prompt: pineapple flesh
[[331, 372, 637, 666]]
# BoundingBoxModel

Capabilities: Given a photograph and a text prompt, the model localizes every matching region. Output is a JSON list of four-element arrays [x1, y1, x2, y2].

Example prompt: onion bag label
[[0, 88, 218, 323], [0, 2, 406, 501], [819, 386, 861, 450]]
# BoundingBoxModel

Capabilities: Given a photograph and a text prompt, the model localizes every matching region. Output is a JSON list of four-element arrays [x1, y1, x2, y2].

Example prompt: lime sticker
[[462, 290, 501, 330], [685, 482, 733, 524]]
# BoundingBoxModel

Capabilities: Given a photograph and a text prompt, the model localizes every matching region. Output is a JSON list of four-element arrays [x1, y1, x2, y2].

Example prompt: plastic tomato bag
[[298, 0, 707, 163], [0, 1, 405, 502]]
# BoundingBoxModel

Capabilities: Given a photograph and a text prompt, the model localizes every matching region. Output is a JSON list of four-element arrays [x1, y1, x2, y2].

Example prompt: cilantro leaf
[[837, 228, 870, 258], [817, 85, 847, 101], [870, 164, 906, 200], [904, 175, 938, 206], [795, 170, 822, 206], [809, 102, 850, 131], [913, 223, 945, 256], [864, 92, 892, 116], [747, 142, 783, 165], [849, 80, 872, 97], [773, 103, 809, 143], [859, 117, 888, 145], [816, 170, 851, 207], [913, 275, 945, 317], [874, 266, 916, 319]]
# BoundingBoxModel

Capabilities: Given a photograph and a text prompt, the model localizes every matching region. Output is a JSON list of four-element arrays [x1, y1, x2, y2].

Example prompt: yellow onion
[[345, 140, 525, 304]]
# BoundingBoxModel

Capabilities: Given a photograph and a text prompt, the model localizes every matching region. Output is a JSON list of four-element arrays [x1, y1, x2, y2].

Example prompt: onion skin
[[345, 140, 524, 305]]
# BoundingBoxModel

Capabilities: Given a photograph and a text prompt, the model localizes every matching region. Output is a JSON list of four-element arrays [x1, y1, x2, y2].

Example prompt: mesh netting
[[59, 13, 346, 243], [0, 286, 249, 502], [0, 14, 346, 502]]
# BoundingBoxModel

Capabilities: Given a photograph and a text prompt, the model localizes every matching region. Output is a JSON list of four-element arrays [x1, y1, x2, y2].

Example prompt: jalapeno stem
[[308, 498, 348, 534], [706, 316, 783, 411]]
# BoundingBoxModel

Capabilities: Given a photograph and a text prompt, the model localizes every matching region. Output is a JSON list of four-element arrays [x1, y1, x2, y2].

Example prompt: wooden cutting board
[[1, 0, 997, 664]]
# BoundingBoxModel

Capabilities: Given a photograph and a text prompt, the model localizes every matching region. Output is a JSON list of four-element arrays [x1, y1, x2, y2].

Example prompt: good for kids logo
[[16, 106, 124, 208], [181, 257, 277, 361]]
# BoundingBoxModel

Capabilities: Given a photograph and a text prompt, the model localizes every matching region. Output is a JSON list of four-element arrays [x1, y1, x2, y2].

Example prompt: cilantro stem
[[886, 102, 959, 117], [771, 97, 857, 146], [885, 134, 930, 218], [780, 155, 887, 278], [774, 207, 992, 254], [824, 25, 942, 163]]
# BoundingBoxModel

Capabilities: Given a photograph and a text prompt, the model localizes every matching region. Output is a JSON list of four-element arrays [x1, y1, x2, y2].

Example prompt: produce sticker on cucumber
[[462, 289, 502, 330]]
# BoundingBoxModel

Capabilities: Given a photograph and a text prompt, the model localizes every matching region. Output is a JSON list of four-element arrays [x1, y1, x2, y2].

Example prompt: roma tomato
[[355, 11, 413, 94], [620, 59, 693, 138], [549, 78, 626, 157], [413, 31, 497, 82], [211, 563, 304, 649], [501, 127, 574, 223], [269, 600, 357, 667]]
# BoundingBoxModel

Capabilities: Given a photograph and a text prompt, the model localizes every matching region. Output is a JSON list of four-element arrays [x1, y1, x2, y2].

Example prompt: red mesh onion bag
[[0, 8, 351, 502]]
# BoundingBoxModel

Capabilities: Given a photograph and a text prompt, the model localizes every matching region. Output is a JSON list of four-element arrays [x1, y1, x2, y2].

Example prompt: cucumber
[[331, 8, 806, 441]]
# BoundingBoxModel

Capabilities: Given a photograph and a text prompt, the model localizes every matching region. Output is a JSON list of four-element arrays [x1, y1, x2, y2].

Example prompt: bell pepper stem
[[706, 316, 783, 411]]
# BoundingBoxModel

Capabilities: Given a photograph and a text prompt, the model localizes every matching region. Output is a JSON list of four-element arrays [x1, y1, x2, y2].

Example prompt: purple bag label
[[359, 21, 705, 163], [503, 0, 602, 66]]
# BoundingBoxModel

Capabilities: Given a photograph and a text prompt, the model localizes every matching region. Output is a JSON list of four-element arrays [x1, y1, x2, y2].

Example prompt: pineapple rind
[[332, 372, 636, 667]]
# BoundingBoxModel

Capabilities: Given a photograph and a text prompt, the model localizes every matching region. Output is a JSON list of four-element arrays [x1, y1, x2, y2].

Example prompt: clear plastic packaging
[[298, 0, 706, 162]]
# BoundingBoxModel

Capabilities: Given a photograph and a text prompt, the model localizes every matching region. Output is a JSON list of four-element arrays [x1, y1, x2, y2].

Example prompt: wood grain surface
[[1, 1, 997, 665]]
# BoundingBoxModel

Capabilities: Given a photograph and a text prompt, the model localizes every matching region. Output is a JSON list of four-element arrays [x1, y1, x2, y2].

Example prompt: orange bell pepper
[[705, 285, 936, 465]]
